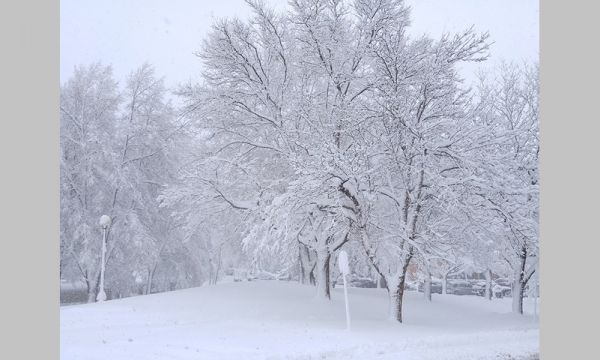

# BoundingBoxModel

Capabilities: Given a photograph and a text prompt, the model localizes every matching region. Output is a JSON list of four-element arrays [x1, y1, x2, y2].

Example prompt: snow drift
[[61, 281, 539, 359]]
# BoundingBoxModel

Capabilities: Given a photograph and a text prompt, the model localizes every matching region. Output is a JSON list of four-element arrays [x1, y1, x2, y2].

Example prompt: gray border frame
[[540, 1, 600, 359], [2, 0, 59, 359], [2, 1, 600, 359]]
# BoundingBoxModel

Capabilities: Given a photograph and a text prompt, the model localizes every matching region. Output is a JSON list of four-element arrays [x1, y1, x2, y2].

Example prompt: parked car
[[493, 284, 511, 298], [446, 280, 474, 295], [491, 277, 512, 298], [349, 277, 378, 288], [333, 275, 378, 288], [418, 280, 443, 294], [495, 277, 512, 287], [471, 280, 487, 296]]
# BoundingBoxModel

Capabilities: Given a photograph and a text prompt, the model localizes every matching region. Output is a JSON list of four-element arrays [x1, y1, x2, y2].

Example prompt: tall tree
[[60, 63, 121, 302], [473, 63, 539, 314]]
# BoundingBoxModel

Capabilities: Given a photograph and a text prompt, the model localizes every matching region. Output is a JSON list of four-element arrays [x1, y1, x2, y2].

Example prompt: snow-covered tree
[[177, 0, 493, 319], [349, 17, 490, 321], [61, 63, 192, 300], [60, 2, 538, 329], [60, 63, 121, 301], [472, 62, 539, 314]]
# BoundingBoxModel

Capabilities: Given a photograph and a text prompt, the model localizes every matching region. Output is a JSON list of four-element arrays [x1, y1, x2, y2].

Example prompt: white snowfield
[[60, 281, 539, 360]]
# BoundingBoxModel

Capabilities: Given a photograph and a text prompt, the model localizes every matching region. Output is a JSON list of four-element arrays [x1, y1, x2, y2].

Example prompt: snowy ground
[[60, 281, 539, 360]]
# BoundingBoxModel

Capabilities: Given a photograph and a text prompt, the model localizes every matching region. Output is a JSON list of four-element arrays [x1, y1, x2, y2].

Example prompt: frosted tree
[[61, 63, 189, 300], [109, 64, 186, 295], [60, 63, 121, 302], [243, 178, 353, 298], [473, 63, 539, 314], [176, 0, 379, 298], [158, 119, 256, 286], [180, 0, 492, 312], [168, 0, 540, 324], [350, 20, 489, 321]]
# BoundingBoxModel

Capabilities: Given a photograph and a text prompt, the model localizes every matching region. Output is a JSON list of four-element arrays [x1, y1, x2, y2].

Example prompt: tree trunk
[[207, 257, 216, 285], [378, 274, 387, 289], [512, 278, 525, 314], [424, 271, 432, 301], [315, 251, 331, 299], [385, 253, 414, 323], [512, 247, 529, 314], [441, 273, 448, 295], [484, 268, 493, 300], [214, 245, 223, 285], [85, 279, 96, 303], [387, 276, 408, 322], [299, 244, 311, 285], [299, 247, 307, 284], [145, 265, 157, 295]]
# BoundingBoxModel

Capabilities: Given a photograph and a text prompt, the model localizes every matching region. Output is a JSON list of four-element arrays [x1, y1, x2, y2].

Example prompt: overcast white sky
[[60, 0, 539, 87]]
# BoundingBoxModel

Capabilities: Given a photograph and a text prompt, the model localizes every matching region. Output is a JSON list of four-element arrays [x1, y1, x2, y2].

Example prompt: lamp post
[[338, 250, 351, 331], [96, 215, 112, 302]]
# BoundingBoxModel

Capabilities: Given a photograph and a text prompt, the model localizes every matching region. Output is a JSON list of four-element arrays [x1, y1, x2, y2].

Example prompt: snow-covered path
[[60, 281, 539, 359]]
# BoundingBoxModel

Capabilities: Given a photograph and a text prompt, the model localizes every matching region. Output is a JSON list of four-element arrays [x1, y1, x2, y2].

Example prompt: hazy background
[[60, 0, 539, 87]]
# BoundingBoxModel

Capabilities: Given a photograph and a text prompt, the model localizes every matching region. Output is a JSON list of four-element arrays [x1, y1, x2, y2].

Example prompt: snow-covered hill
[[60, 281, 539, 359]]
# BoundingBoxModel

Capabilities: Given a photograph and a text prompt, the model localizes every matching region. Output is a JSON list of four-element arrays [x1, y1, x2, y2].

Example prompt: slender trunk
[[512, 247, 528, 314], [207, 257, 216, 285], [386, 252, 414, 323], [424, 271, 432, 301], [315, 251, 331, 299], [214, 245, 223, 285], [85, 273, 98, 303], [379, 274, 387, 289], [387, 277, 400, 321], [145, 266, 156, 295], [484, 268, 493, 300], [145, 270, 152, 295], [441, 273, 448, 295], [512, 279, 525, 314], [299, 245, 306, 284], [87, 289, 96, 303], [299, 244, 311, 285], [387, 275, 408, 322]]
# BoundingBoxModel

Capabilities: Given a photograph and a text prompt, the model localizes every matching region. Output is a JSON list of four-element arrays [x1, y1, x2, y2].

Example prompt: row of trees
[[60, 63, 226, 300], [60, 0, 538, 323]]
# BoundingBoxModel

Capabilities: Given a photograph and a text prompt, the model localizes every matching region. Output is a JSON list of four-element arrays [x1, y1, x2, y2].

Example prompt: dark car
[[495, 277, 512, 287], [446, 280, 475, 295], [471, 280, 487, 296], [349, 278, 378, 288], [332, 275, 378, 288], [493, 284, 511, 298], [493, 278, 513, 298]]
